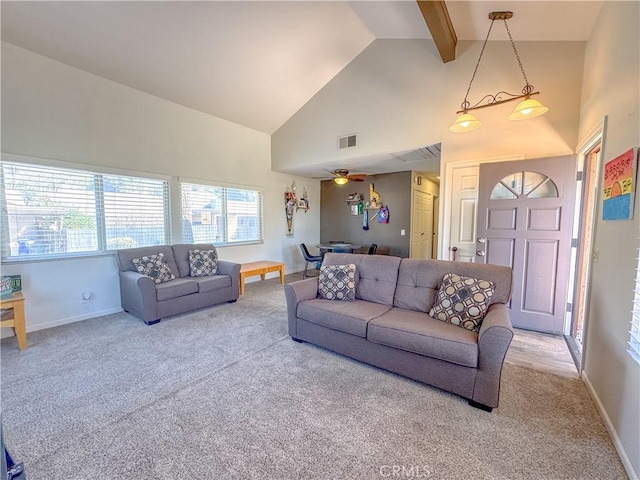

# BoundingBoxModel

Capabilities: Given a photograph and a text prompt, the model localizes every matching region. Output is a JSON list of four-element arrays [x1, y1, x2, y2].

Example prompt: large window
[[181, 181, 263, 245], [1, 161, 170, 259]]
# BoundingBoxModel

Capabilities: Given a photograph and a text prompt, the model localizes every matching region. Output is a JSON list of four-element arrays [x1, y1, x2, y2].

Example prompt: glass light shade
[[333, 176, 349, 185], [449, 113, 481, 133], [508, 98, 549, 120]]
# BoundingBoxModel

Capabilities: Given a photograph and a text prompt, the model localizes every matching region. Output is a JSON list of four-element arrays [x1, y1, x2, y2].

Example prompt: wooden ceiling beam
[[417, 1, 457, 63]]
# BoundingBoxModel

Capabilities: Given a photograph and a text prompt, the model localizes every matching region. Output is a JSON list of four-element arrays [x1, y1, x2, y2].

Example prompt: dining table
[[316, 243, 363, 255]]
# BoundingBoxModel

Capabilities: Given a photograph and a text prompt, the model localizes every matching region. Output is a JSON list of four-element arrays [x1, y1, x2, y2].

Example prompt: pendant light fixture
[[450, 11, 549, 133]]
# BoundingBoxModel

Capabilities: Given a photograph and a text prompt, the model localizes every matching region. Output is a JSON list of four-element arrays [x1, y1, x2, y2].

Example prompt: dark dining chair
[[367, 243, 378, 255], [300, 243, 322, 279]]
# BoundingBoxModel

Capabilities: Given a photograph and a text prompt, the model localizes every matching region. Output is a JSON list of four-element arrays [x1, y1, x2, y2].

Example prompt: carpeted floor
[[1, 278, 627, 479]]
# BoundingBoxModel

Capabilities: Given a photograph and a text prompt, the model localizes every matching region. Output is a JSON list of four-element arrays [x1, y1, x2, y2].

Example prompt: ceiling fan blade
[[348, 174, 367, 182], [332, 169, 349, 178]]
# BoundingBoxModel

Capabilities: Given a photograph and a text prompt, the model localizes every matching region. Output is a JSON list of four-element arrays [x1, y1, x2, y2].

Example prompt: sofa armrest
[[478, 303, 513, 342], [217, 260, 241, 299], [474, 303, 514, 408], [284, 278, 319, 338], [119, 271, 158, 322]]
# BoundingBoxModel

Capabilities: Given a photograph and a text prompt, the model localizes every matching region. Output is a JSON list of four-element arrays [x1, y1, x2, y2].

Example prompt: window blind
[[101, 173, 170, 250], [180, 181, 263, 245], [1, 161, 170, 259], [630, 234, 640, 364]]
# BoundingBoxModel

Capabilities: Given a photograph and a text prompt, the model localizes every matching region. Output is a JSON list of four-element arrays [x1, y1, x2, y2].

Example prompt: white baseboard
[[0, 307, 123, 338], [582, 371, 639, 480]]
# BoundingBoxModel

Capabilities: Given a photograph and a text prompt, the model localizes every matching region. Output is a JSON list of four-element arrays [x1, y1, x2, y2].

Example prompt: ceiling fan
[[330, 169, 368, 185]]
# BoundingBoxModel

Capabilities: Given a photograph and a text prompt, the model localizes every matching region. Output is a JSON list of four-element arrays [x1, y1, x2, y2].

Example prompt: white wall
[[272, 38, 585, 171], [1, 42, 320, 334], [578, 2, 640, 477]]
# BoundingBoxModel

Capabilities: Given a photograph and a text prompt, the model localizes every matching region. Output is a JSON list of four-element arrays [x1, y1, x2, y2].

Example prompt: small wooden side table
[[239, 261, 285, 295], [0, 292, 27, 350]]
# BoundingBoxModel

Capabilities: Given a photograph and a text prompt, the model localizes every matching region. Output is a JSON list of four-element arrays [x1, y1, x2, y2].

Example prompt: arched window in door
[[490, 171, 559, 200]]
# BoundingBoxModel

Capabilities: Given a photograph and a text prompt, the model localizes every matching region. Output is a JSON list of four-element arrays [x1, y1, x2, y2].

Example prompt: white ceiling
[[1, 1, 603, 176]]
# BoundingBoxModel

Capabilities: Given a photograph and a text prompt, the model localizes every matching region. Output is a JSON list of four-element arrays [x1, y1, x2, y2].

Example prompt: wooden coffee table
[[239, 261, 285, 295]]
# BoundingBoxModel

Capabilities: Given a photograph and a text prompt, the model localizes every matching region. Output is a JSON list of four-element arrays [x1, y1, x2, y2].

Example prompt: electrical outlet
[[592, 249, 600, 263], [400, 229, 406, 236]]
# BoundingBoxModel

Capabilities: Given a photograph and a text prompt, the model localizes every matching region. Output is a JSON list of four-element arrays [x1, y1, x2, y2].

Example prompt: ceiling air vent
[[338, 134, 357, 150], [392, 143, 442, 163]]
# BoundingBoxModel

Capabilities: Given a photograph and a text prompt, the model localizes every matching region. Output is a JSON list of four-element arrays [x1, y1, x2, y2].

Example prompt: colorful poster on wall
[[602, 147, 638, 220]]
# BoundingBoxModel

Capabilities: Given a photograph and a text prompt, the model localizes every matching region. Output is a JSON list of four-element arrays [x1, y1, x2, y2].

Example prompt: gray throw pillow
[[318, 264, 356, 301], [429, 272, 495, 332], [131, 252, 176, 284], [189, 249, 218, 277]]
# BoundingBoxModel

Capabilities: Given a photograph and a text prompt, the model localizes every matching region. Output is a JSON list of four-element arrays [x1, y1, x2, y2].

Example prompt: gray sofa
[[284, 253, 514, 411], [115, 243, 240, 325]]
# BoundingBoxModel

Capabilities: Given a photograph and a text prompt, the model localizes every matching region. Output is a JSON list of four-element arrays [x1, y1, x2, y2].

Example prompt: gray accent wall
[[320, 172, 411, 257]]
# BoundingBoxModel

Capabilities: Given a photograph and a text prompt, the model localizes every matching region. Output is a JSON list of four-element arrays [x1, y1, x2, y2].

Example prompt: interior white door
[[476, 156, 576, 333], [449, 166, 478, 262], [410, 189, 433, 259]]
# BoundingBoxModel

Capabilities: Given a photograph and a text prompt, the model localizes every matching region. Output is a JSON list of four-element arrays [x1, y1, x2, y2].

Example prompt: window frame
[[1, 154, 172, 262], [179, 177, 264, 247], [630, 232, 640, 365]]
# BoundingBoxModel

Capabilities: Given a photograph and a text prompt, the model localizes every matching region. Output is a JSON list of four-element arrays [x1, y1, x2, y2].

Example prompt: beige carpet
[[1, 278, 627, 479]]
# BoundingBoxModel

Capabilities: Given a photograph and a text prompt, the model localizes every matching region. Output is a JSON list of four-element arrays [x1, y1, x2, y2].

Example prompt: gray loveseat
[[284, 253, 514, 411], [116, 243, 240, 325]]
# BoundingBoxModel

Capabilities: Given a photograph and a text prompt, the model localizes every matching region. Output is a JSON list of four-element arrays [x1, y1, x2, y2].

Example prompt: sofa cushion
[[117, 245, 179, 275], [368, 308, 479, 368], [429, 273, 495, 332], [196, 275, 231, 293], [156, 278, 199, 301], [322, 253, 401, 306], [132, 253, 176, 284], [189, 249, 218, 276], [318, 264, 356, 301], [171, 243, 218, 277], [394, 258, 513, 313], [298, 299, 391, 337]]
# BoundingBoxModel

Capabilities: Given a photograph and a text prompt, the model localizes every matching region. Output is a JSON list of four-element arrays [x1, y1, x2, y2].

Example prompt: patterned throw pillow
[[429, 273, 495, 332], [317, 264, 357, 301], [189, 249, 218, 277], [131, 253, 176, 284]]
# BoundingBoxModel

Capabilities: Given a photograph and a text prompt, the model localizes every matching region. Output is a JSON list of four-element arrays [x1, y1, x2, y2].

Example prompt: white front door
[[449, 166, 478, 262]]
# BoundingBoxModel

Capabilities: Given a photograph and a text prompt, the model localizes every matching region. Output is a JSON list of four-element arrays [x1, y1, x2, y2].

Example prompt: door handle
[[477, 237, 486, 243], [476, 251, 485, 257]]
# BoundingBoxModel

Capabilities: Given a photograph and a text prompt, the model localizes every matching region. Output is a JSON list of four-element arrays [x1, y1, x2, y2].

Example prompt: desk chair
[[300, 243, 322, 279]]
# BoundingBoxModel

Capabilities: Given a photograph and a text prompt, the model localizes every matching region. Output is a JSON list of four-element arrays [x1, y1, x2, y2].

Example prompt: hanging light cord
[[460, 19, 495, 111], [503, 19, 534, 95]]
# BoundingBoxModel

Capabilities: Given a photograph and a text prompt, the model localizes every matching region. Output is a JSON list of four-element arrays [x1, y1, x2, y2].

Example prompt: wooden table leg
[[279, 266, 285, 284], [239, 273, 246, 295], [13, 300, 27, 351]]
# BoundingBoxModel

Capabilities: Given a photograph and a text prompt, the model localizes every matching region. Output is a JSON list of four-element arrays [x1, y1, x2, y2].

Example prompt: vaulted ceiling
[[2, 1, 603, 136]]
